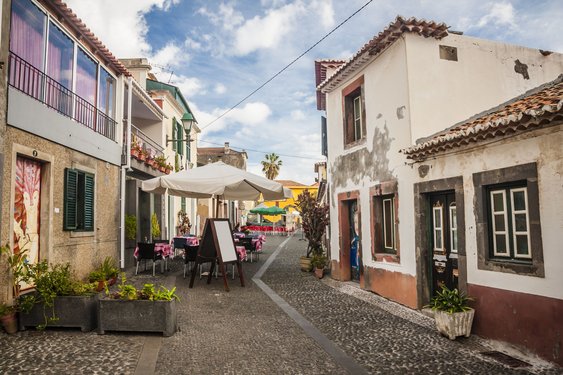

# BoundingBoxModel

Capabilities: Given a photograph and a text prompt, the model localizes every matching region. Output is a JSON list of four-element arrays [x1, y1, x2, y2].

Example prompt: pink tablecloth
[[171, 236, 199, 247], [236, 246, 247, 262], [134, 243, 173, 258]]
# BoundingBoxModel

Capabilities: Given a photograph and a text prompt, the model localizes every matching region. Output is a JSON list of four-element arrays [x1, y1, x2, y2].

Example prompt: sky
[[64, 0, 563, 184]]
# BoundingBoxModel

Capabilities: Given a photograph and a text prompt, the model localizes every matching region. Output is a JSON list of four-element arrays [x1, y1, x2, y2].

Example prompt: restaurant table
[[171, 236, 199, 257], [134, 243, 173, 273]]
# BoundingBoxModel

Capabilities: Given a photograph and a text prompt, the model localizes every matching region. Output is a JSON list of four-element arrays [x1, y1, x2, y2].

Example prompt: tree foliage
[[261, 153, 282, 180], [296, 190, 329, 257]]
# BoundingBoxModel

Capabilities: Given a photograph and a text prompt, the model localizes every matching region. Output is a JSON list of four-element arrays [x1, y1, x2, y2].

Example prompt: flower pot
[[95, 280, 106, 292], [300, 256, 312, 272], [434, 308, 475, 340], [314, 267, 324, 279], [1, 312, 18, 334], [108, 276, 117, 286], [97, 298, 177, 337], [19, 294, 99, 332]]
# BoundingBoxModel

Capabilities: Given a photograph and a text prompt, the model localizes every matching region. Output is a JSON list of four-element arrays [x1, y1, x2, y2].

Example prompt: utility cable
[[199, 0, 374, 131]]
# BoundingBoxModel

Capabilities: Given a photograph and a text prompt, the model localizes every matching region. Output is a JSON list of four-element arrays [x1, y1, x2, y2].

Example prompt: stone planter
[[300, 256, 312, 272], [19, 294, 98, 332], [97, 299, 177, 337], [434, 308, 475, 340]]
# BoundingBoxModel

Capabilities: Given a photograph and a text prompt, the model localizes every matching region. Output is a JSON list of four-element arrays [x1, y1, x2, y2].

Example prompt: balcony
[[8, 52, 117, 141], [126, 124, 172, 175]]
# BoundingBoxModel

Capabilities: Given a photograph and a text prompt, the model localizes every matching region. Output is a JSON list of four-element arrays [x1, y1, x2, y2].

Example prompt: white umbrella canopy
[[141, 161, 292, 201]]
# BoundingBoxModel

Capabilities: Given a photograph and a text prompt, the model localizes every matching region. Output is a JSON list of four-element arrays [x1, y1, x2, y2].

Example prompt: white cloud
[[170, 75, 204, 98], [215, 83, 227, 94], [233, 2, 306, 55], [150, 42, 190, 69], [291, 109, 306, 120], [476, 2, 516, 29], [227, 102, 272, 125], [184, 37, 203, 51], [197, 3, 244, 31], [310, 0, 335, 29]]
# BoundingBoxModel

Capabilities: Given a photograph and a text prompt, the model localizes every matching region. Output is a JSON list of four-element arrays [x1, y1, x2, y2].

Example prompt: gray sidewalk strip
[[252, 236, 369, 375]]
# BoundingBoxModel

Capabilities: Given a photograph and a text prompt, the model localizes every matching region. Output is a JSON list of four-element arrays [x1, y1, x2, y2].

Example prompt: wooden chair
[[136, 242, 163, 276]]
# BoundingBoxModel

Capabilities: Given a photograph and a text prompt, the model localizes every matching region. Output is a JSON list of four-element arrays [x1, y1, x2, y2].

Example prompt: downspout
[[119, 76, 133, 269]]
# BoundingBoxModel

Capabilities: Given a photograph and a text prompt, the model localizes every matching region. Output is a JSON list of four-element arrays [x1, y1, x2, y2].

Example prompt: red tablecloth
[[134, 243, 173, 258], [236, 246, 247, 261], [171, 236, 199, 247]]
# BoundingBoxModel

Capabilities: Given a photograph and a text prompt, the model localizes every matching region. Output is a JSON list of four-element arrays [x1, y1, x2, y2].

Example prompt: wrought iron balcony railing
[[8, 52, 117, 141]]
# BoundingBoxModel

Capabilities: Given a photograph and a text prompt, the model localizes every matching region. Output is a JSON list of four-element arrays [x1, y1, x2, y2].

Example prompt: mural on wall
[[13, 156, 42, 266]]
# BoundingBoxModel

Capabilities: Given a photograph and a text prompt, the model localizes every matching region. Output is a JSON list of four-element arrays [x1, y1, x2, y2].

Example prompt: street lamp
[[166, 112, 195, 145]]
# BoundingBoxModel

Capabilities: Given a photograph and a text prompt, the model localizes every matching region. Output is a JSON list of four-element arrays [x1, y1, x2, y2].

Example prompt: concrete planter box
[[19, 294, 98, 332], [97, 299, 177, 337], [434, 308, 475, 340]]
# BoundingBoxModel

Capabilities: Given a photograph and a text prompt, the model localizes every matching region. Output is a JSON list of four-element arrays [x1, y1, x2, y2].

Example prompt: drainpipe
[[119, 76, 133, 269]]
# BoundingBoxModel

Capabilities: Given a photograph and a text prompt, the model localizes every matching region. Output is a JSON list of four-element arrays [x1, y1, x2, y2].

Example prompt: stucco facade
[[318, 17, 563, 309]]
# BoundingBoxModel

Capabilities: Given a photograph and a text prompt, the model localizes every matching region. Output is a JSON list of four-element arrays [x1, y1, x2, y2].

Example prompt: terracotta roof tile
[[50, 0, 130, 76], [318, 16, 448, 92], [401, 75, 563, 160]]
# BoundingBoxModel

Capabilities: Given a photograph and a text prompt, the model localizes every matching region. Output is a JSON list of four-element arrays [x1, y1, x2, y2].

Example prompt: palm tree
[[261, 153, 282, 180]]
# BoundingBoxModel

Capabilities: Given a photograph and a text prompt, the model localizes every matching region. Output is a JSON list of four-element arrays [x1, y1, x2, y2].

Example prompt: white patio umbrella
[[141, 161, 291, 216]]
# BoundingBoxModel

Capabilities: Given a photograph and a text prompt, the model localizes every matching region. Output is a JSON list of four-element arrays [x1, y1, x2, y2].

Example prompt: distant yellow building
[[263, 180, 318, 229]]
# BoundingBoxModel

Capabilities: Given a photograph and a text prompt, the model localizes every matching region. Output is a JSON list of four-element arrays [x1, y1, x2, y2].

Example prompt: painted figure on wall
[[13, 156, 42, 266]]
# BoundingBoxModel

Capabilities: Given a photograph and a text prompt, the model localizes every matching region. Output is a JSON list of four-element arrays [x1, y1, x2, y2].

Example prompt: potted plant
[[97, 276, 179, 336], [151, 212, 161, 240], [131, 139, 142, 159], [87, 257, 119, 291], [0, 244, 34, 333], [310, 254, 328, 279], [177, 210, 192, 236], [426, 285, 475, 340], [154, 155, 167, 172], [0, 303, 18, 334], [19, 262, 98, 331], [165, 162, 173, 174], [296, 190, 329, 272], [125, 214, 137, 246]]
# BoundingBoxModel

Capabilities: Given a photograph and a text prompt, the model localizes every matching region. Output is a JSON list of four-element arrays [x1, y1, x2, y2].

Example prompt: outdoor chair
[[153, 239, 169, 244], [173, 237, 188, 258], [183, 244, 200, 278], [239, 237, 259, 262], [136, 242, 163, 276]]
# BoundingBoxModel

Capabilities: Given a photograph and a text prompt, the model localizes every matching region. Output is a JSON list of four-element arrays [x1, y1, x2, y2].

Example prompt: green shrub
[[426, 285, 473, 314], [125, 215, 137, 241]]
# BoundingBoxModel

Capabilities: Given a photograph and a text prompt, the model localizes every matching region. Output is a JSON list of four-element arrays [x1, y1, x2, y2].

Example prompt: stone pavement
[[0, 234, 560, 374]]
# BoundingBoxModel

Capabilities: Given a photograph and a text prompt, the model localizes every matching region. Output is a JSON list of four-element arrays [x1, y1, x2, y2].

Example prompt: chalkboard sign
[[189, 219, 245, 292]]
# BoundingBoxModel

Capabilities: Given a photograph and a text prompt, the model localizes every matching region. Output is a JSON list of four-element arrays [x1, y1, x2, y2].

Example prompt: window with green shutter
[[171, 119, 177, 152], [64, 168, 95, 231], [177, 123, 184, 156]]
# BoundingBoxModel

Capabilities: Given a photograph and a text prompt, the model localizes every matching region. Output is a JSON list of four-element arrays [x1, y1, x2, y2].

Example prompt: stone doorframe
[[336, 190, 361, 282], [413, 176, 465, 308]]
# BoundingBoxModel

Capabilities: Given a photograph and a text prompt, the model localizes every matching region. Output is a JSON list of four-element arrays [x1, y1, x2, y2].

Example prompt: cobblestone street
[[0, 234, 560, 374]]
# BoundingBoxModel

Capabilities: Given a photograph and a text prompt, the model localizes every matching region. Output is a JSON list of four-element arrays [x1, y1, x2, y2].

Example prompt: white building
[[316, 16, 563, 365]]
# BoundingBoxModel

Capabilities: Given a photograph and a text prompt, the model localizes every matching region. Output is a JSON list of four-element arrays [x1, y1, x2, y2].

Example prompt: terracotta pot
[[108, 276, 117, 286], [1, 312, 18, 334], [314, 267, 324, 279], [95, 280, 106, 292]]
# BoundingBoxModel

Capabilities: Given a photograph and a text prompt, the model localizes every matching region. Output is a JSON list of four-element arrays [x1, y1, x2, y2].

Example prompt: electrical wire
[[199, 0, 374, 131], [197, 139, 322, 160]]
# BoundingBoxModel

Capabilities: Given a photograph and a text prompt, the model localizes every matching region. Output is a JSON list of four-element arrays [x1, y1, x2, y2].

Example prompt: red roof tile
[[318, 16, 448, 92], [402, 75, 563, 160]]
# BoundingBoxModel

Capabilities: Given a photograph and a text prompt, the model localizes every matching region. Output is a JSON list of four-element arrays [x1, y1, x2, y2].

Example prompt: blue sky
[[64, 0, 563, 184]]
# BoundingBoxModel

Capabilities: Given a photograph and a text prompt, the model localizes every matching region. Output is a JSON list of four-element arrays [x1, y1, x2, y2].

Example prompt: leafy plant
[[310, 254, 328, 269], [108, 276, 179, 302], [125, 214, 137, 241], [296, 190, 329, 257], [88, 270, 105, 283], [0, 244, 34, 302], [426, 285, 473, 314], [100, 257, 119, 279], [151, 212, 161, 239], [20, 261, 95, 329], [0, 302, 16, 317]]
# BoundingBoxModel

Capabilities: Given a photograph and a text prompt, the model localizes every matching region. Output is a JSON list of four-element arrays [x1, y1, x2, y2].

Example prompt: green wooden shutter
[[171, 119, 177, 151], [177, 124, 183, 156], [64, 168, 78, 230], [83, 173, 95, 231]]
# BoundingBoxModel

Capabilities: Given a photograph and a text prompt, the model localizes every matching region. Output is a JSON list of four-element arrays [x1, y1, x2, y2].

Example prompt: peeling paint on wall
[[330, 124, 394, 189], [514, 59, 530, 79]]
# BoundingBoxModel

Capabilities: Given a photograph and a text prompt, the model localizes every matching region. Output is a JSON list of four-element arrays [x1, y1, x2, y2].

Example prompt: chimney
[[224, 142, 230, 152], [119, 58, 152, 90]]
